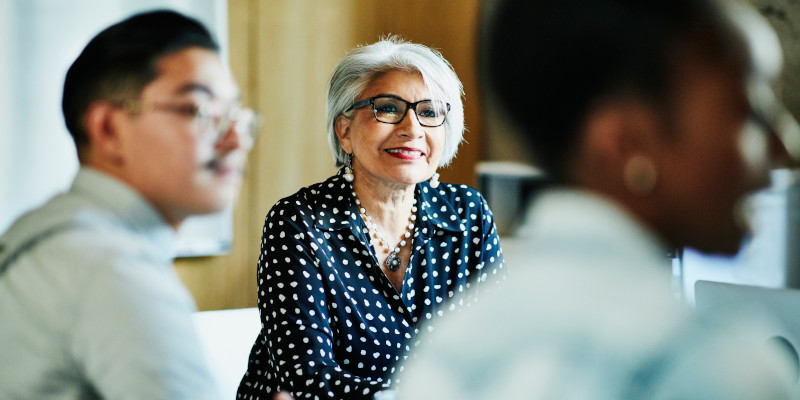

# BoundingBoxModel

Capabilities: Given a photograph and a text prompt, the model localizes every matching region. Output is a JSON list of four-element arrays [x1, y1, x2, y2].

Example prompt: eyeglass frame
[[114, 98, 260, 145], [344, 95, 451, 127]]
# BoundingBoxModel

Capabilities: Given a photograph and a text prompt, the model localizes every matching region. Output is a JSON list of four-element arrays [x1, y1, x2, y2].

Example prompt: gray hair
[[327, 36, 465, 167]]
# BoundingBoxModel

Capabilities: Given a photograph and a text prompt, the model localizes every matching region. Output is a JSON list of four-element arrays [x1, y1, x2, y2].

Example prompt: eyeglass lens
[[372, 97, 448, 127], [196, 105, 259, 145]]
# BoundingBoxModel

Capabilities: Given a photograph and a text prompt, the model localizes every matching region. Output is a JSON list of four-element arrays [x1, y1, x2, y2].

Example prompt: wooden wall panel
[[173, 0, 262, 311], [355, 1, 484, 186], [175, 0, 485, 311]]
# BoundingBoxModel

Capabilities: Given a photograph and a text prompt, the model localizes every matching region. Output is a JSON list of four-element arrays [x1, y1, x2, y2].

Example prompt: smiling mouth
[[386, 148, 425, 157]]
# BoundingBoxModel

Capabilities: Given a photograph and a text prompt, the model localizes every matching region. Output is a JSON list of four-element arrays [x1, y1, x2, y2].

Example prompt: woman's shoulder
[[266, 173, 349, 218], [420, 180, 487, 207], [416, 181, 493, 227]]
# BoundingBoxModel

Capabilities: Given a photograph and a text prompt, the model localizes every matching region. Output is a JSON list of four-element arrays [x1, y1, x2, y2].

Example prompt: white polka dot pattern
[[237, 171, 506, 399]]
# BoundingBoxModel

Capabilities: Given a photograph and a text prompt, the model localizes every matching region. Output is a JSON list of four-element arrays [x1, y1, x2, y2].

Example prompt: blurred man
[[396, 0, 798, 398], [0, 10, 256, 399]]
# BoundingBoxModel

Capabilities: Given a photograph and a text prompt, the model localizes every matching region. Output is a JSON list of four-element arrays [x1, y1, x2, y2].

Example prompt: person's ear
[[576, 100, 661, 196], [581, 102, 629, 162], [616, 102, 662, 196], [334, 114, 353, 154], [83, 101, 125, 166]]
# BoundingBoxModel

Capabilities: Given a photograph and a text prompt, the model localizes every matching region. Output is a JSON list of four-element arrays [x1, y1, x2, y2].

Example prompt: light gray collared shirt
[[397, 189, 793, 400], [0, 167, 222, 400]]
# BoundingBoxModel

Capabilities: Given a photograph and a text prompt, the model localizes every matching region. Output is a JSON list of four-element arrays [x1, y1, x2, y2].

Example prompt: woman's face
[[335, 70, 446, 189]]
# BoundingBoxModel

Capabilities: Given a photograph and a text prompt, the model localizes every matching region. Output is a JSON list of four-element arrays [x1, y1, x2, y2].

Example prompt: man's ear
[[334, 114, 353, 154], [83, 101, 125, 166]]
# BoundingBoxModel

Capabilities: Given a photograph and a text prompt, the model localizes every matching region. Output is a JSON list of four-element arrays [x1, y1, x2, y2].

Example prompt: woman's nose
[[397, 108, 425, 138]]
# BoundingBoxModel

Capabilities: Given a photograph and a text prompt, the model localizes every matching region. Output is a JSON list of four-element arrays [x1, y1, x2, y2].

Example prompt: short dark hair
[[62, 10, 219, 151], [484, 0, 732, 180]]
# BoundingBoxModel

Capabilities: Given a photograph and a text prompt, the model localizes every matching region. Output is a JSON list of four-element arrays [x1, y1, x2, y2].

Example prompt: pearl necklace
[[351, 186, 417, 272]]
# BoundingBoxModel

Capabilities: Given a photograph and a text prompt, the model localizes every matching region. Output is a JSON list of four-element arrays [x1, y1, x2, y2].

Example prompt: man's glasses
[[345, 95, 450, 127], [117, 99, 260, 146]]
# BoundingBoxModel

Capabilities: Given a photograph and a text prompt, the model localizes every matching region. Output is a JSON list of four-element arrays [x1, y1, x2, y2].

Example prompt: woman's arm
[[256, 199, 389, 399], [476, 192, 507, 284]]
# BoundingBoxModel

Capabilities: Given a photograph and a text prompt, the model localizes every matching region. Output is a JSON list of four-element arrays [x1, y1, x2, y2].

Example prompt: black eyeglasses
[[345, 95, 450, 127]]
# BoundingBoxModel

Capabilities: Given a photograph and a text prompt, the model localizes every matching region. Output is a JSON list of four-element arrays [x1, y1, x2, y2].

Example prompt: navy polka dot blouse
[[237, 171, 506, 400]]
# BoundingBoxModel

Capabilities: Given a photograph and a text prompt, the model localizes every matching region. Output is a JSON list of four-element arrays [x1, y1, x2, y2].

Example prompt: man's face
[[657, 55, 783, 255], [116, 47, 251, 228]]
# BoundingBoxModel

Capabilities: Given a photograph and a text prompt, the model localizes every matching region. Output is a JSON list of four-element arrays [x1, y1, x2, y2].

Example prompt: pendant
[[386, 252, 402, 271]]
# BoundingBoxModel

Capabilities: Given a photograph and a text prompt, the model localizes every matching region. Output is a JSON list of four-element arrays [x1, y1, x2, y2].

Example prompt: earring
[[343, 153, 354, 182], [623, 155, 657, 196], [429, 172, 440, 188]]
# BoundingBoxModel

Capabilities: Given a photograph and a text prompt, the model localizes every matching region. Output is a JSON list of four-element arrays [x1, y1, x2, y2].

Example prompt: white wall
[[681, 169, 800, 303], [0, 0, 230, 255]]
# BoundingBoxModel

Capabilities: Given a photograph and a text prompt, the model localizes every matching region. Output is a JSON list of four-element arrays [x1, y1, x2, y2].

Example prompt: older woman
[[237, 37, 506, 400]]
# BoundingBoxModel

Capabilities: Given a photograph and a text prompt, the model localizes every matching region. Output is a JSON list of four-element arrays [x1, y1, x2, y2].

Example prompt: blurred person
[[236, 37, 506, 400], [395, 0, 798, 399], [0, 10, 257, 399]]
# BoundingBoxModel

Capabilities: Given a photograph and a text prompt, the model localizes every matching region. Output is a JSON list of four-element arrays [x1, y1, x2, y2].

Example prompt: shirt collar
[[518, 188, 670, 260], [416, 183, 464, 233], [73, 167, 175, 258], [313, 169, 463, 234]]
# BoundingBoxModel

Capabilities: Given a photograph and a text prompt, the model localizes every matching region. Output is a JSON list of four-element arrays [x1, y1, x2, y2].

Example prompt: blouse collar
[[312, 169, 463, 236]]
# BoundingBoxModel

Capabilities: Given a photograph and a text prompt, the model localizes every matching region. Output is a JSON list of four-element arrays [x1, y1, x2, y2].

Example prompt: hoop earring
[[623, 155, 657, 196], [343, 153, 354, 182], [429, 172, 440, 188]]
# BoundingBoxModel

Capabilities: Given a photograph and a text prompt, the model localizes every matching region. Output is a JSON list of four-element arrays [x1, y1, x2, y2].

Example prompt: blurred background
[[1, 0, 799, 310]]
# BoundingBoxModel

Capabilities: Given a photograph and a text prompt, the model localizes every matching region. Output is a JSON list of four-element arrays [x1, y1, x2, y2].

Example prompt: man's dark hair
[[484, 0, 734, 180], [62, 10, 219, 152]]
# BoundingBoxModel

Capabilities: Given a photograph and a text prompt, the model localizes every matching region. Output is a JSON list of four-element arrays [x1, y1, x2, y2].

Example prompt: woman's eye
[[418, 108, 437, 118], [376, 104, 400, 114]]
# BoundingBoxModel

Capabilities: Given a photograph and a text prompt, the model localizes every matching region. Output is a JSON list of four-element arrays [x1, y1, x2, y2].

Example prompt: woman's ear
[[83, 101, 125, 166], [334, 114, 353, 154]]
